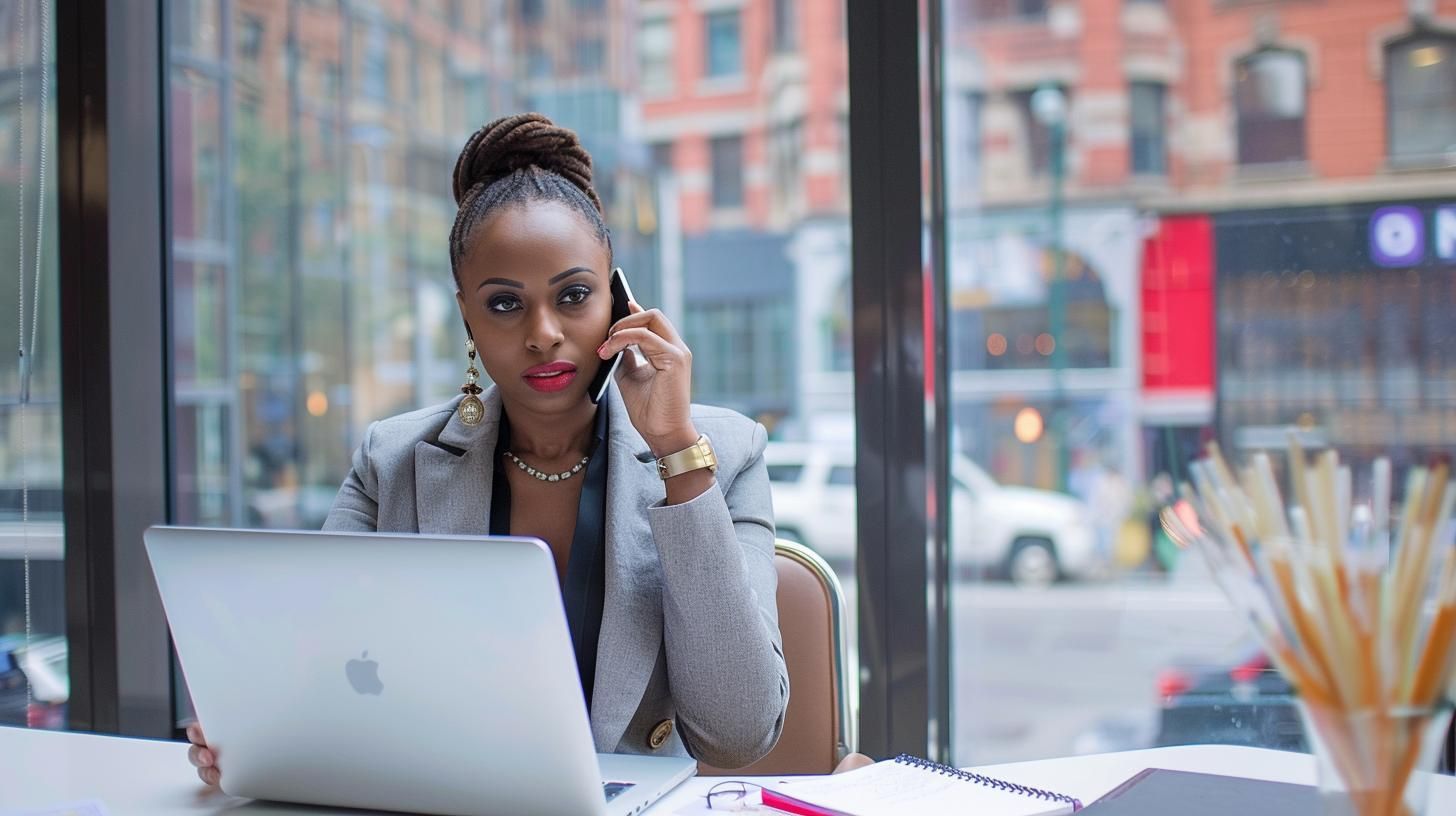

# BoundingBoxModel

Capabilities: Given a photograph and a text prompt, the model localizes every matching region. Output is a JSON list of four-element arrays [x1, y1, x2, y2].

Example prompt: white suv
[[763, 442, 1099, 587]]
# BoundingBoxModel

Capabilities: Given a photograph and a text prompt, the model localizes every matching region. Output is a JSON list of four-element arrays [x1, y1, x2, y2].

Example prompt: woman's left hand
[[598, 302, 698, 457]]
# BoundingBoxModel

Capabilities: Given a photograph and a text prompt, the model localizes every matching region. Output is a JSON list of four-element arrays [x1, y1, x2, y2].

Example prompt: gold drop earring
[[458, 339, 485, 426]]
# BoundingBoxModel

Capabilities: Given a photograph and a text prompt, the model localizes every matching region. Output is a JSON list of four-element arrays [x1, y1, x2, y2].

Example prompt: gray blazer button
[[648, 719, 673, 750]]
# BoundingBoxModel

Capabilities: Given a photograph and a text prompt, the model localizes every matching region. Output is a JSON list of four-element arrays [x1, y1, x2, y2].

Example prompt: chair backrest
[[699, 539, 856, 775]]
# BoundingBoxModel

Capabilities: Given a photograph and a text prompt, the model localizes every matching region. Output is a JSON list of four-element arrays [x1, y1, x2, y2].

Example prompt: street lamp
[[1031, 84, 1069, 492]]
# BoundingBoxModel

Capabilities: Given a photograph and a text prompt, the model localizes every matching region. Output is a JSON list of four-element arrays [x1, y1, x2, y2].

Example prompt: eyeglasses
[[705, 780, 765, 811]]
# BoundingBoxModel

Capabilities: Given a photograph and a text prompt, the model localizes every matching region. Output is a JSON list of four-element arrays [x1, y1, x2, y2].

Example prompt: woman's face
[[454, 200, 612, 414]]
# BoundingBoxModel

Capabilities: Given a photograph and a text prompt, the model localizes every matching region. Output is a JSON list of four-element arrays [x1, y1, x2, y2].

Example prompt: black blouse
[[488, 406, 609, 710]]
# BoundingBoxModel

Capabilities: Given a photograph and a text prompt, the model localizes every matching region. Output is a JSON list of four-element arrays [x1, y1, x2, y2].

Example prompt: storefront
[[1214, 199, 1456, 474], [1139, 214, 1216, 482], [947, 206, 1143, 492]]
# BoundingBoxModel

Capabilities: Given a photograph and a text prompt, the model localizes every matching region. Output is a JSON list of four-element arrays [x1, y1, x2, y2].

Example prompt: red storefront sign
[[1141, 215, 1214, 396]]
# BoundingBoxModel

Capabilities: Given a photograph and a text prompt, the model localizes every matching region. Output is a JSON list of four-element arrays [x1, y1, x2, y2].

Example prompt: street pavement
[[949, 579, 1248, 764], [833, 558, 1256, 765]]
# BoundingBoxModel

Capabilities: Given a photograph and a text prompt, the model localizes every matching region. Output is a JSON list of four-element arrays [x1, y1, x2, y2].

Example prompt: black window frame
[[51, 0, 955, 765]]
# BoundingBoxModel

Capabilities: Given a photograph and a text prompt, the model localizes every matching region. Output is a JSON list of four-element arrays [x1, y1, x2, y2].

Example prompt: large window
[[1386, 33, 1456, 162], [166, 0, 854, 729], [1, 0, 65, 733], [40, 0, 1456, 765], [942, 0, 1455, 768], [1234, 48, 1307, 166]]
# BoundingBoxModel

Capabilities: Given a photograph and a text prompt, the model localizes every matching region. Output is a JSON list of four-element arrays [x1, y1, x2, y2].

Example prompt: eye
[[559, 285, 591, 306], [487, 294, 522, 314]]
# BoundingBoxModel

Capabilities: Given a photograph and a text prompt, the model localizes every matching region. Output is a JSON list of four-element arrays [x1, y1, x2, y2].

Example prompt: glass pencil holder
[[1297, 699, 1454, 816]]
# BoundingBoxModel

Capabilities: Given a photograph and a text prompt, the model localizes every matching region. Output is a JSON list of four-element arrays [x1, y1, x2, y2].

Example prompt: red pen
[[760, 788, 857, 816]]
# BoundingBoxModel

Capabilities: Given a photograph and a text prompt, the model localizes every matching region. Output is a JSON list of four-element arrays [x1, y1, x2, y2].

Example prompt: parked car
[[1153, 649, 1304, 751], [763, 442, 1099, 586], [0, 634, 68, 729]]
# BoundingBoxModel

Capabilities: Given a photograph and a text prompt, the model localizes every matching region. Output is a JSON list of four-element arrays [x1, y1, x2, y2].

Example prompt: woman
[[187, 113, 788, 784]]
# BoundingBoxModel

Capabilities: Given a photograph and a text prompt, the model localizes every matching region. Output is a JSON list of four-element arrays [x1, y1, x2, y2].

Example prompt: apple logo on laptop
[[345, 651, 384, 695]]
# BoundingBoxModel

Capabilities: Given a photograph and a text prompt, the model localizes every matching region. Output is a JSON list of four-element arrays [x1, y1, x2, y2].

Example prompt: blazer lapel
[[415, 384, 663, 751], [590, 385, 667, 751], [413, 388, 500, 535]]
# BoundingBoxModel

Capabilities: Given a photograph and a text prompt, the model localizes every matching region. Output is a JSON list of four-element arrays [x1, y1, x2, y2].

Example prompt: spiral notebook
[[762, 754, 1082, 816]]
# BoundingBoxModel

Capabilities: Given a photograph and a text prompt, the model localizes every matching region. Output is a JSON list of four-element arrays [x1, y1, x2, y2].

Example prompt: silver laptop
[[144, 526, 697, 816]]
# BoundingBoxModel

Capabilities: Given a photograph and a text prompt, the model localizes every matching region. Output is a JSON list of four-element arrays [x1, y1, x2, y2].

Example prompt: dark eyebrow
[[476, 268, 593, 290], [550, 267, 595, 284], [478, 277, 523, 290]]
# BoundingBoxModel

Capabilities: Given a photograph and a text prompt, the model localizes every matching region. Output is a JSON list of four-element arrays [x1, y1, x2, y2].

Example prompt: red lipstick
[[522, 361, 578, 393]]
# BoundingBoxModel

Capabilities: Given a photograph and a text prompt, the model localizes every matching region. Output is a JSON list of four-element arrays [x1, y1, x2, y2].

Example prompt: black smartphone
[[589, 267, 636, 404]]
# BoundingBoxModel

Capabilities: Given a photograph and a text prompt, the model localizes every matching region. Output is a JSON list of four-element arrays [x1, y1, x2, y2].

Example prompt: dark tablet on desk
[[1080, 768, 1321, 816]]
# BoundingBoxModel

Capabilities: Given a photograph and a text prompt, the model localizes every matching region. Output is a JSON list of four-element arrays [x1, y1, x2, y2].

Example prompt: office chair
[[699, 539, 857, 775]]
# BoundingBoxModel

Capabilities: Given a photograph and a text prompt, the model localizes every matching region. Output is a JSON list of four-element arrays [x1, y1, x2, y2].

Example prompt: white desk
[[2, 726, 1453, 814]]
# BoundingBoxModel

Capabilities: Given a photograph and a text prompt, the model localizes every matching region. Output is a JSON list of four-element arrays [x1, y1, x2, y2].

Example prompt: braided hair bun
[[447, 113, 613, 285], [451, 112, 603, 213]]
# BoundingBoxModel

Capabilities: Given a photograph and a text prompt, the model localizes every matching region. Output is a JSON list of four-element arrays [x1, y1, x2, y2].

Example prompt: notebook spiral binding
[[893, 754, 1084, 812]]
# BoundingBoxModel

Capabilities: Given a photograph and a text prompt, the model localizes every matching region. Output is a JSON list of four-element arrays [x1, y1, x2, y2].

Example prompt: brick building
[[631, 0, 853, 432], [1156, 0, 1456, 477], [636, 0, 849, 234], [933, 0, 1456, 487]]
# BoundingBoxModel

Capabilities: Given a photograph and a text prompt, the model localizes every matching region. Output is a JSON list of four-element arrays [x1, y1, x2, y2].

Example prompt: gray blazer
[[322, 384, 789, 768]]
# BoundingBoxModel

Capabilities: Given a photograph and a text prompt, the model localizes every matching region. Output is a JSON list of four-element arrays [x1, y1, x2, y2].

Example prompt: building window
[[1130, 82, 1167, 175], [710, 135, 745, 209], [316, 60, 342, 102], [1386, 34, 1456, 161], [650, 142, 675, 176], [685, 298, 793, 413], [1234, 48, 1307, 166], [576, 37, 606, 74], [773, 0, 797, 54], [527, 45, 553, 79], [361, 25, 390, 102], [519, 0, 545, 23], [705, 10, 743, 78], [950, 91, 983, 197], [965, 0, 1048, 22], [1012, 87, 1068, 176], [639, 18, 675, 94], [239, 14, 265, 64], [769, 119, 804, 214]]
